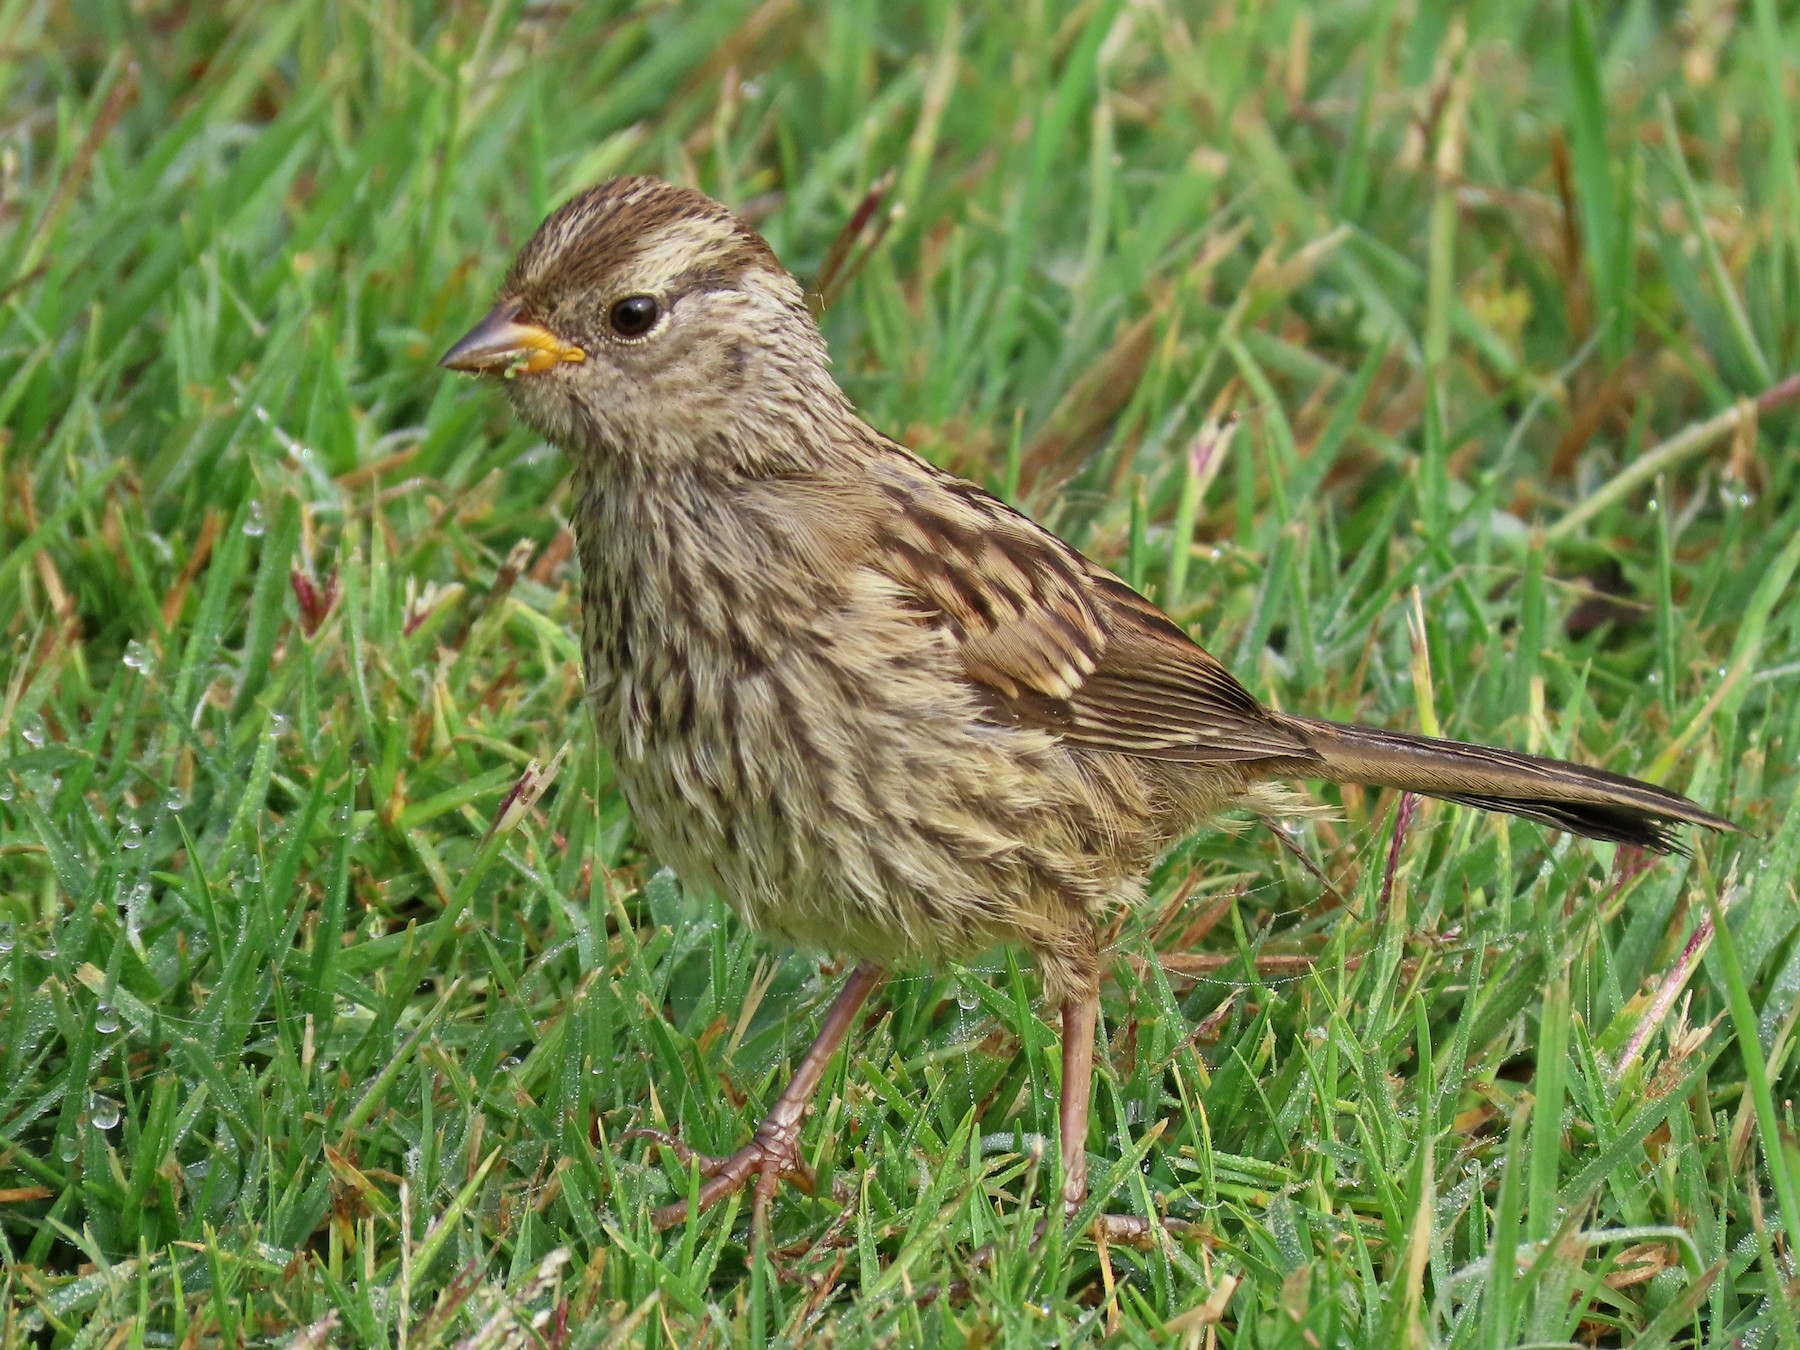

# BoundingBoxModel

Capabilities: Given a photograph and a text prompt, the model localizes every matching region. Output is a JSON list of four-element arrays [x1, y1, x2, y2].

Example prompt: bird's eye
[[609, 295, 660, 337]]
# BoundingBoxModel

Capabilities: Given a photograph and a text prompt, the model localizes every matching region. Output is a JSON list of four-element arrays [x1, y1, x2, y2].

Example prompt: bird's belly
[[588, 619, 1135, 967]]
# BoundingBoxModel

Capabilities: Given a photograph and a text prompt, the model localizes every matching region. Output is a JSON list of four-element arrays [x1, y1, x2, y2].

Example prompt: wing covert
[[866, 453, 1317, 766]]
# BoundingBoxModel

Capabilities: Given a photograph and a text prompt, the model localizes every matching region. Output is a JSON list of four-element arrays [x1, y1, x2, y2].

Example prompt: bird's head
[[441, 176, 849, 475]]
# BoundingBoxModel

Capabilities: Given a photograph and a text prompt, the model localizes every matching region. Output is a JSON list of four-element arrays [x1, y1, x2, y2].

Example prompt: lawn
[[2, 1, 1798, 1345]]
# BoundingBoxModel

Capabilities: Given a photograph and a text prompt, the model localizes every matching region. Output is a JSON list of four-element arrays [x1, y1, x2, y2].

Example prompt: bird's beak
[[438, 298, 586, 375]]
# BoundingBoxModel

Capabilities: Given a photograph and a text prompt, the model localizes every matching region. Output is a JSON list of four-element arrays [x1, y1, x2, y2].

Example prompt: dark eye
[[609, 295, 659, 337]]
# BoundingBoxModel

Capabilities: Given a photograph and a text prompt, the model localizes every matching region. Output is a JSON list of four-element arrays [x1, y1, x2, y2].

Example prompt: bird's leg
[[1059, 973, 1190, 1245], [1059, 986, 1097, 1216], [628, 963, 884, 1232]]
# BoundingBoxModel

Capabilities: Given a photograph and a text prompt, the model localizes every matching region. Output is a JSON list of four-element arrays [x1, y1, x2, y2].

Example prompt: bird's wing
[[867, 455, 1318, 765]]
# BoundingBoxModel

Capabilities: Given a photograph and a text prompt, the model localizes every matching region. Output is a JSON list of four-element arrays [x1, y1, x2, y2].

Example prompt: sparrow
[[441, 176, 1736, 1235]]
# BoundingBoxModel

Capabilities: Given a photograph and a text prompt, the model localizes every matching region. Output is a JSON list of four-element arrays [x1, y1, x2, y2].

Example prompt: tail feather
[[1278, 716, 1739, 854]]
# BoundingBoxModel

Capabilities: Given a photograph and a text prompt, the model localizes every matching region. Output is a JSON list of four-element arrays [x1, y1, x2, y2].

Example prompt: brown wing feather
[[868, 452, 1317, 765]]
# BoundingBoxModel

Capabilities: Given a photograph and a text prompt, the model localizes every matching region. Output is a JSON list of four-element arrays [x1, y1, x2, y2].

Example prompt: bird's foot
[[1079, 1210, 1197, 1246], [626, 1118, 819, 1232]]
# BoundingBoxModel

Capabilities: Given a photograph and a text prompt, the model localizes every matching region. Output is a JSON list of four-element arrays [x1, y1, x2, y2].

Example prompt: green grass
[[3, 1, 1798, 1344]]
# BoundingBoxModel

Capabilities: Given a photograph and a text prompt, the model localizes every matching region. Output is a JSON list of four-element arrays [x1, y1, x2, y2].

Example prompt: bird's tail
[[1275, 715, 1739, 853]]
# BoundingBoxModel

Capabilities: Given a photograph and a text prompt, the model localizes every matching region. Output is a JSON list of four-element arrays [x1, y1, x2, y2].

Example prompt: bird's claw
[[1083, 1211, 1196, 1246], [627, 1119, 819, 1231]]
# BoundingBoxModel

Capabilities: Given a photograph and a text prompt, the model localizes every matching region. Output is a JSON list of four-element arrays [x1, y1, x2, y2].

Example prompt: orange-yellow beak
[[439, 298, 586, 375]]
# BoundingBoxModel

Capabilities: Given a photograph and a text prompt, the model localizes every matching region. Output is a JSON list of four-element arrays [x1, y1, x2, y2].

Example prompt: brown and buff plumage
[[442, 176, 1737, 1235]]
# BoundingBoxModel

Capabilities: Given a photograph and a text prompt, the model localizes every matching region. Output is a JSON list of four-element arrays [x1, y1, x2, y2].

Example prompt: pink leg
[[1061, 972, 1186, 1244], [1060, 988, 1097, 1214], [628, 964, 883, 1231]]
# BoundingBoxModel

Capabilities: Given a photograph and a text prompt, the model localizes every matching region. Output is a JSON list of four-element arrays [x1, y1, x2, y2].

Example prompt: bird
[[440, 175, 1737, 1236]]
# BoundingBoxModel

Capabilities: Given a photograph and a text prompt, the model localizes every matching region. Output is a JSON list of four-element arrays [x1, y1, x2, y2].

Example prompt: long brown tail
[[1277, 716, 1739, 853]]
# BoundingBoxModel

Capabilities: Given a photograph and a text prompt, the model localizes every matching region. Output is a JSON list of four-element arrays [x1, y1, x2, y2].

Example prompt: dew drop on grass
[[20, 714, 45, 748], [1718, 484, 1756, 510], [95, 1002, 119, 1035], [270, 712, 290, 737], [957, 983, 979, 1012], [90, 1094, 121, 1130], [58, 1133, 80, 1162], [243, 501, 266, 537], [501, 1056, 523, 1073], [0, 781, 12, 802], [119, 821, 144, 851], [165, 787, 187, 812], [0, 922, 13, 952], [123, 641, 151, 672]]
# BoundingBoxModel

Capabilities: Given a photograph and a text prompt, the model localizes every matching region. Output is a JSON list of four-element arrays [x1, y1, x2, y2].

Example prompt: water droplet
[[0, 780, 12, 802], [243, 502, 266, 537], [123, 641, 151, 672], [1646, 498, 1659, 512], [957, 984, 979, 1012], [1719, 484, 1757, 510], [165, 787, 187, 812], [20, 714, 46, 748], [1646, 670, 1661, 685], [0, 922, 13, 953], [501, 1055, 522, 1072], [95, 1002, 119, 1035], [90, 1094, 121, 1130], [270, 712, 291, 737], [119, 821, 144, 851], [58, 1134, 80, 1162]]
